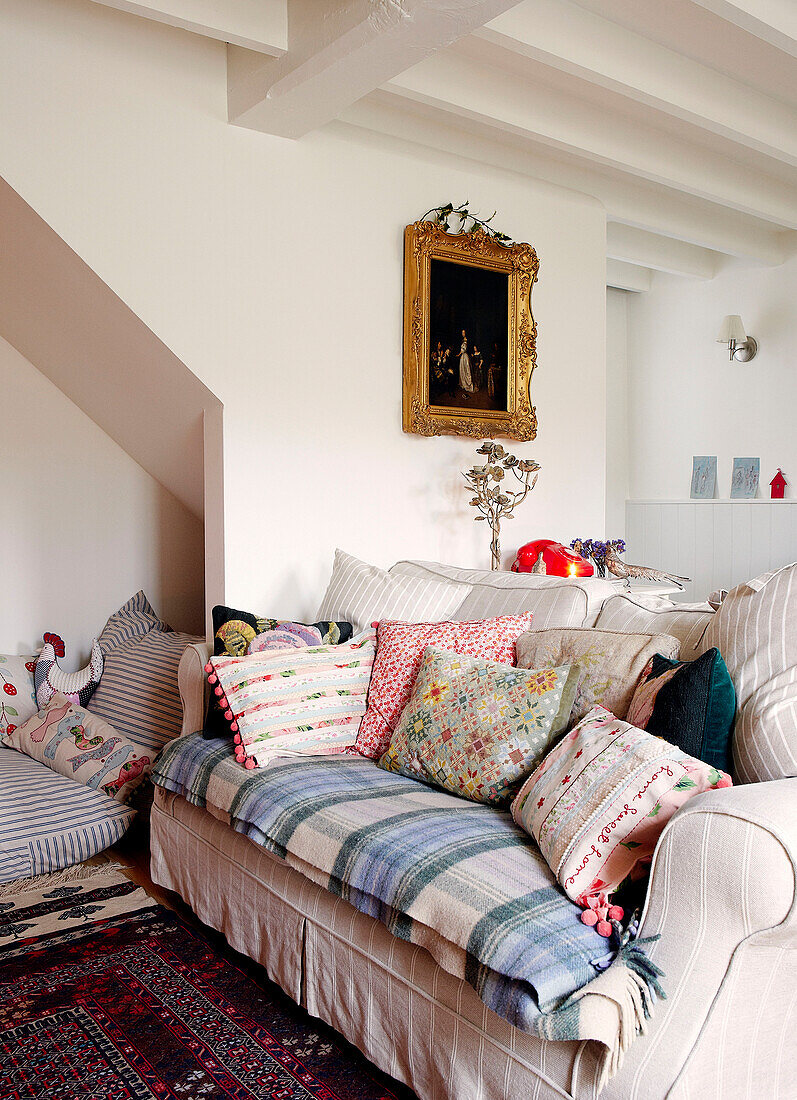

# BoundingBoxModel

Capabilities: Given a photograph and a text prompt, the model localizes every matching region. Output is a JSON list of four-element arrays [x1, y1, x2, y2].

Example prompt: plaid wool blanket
[[153, 734, 664, 1083]]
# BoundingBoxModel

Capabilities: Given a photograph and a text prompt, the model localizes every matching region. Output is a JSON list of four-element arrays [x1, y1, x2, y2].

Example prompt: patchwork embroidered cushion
[[511, 705, 732, 905], [355, 613, 535, 760], [516, 627, 681, 724], [316, 549, 471, 633], [212, 604, 353, 656], [0, 654, 38, 737], [208, 631, 376, 769], [3, 693, 153, 802], [378, 646, 578, 805], [626, 648, 736, 772], [34, 633, 103, 710], [697, 564, 797, 782], [89, 592, 202, 754]]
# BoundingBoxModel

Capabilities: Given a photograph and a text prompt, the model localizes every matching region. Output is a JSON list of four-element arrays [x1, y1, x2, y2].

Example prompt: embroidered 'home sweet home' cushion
[[378, 647, 578, 805], [511, 705, 732, 906], [208, 631, 376, 769], [627, 648, 736, 772], [516, 627, 681, 724], [355, 613, 535, 760], [3, 693, 153, 802], [317, 549, 471, 633], [0, 654, 38, 737]]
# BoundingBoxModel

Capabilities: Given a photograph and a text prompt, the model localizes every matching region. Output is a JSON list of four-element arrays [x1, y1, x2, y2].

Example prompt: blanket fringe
[[593, 939, 666, 1088], [2, 860, 128, 899]]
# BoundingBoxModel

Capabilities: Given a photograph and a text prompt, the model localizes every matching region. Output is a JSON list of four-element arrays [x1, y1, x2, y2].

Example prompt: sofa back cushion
[[390, 560, 616, 627], [697, 564, 797, 783], [595, 594, 714, 656]]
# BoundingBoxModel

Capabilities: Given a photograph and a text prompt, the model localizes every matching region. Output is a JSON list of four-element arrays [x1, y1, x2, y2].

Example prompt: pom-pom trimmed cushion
[[626, 648, 736, 772], [511, 705, 732, 906], [212, 604, 353, 656], [697, 564, 797, 782], [515, 627, 681, 724], [208, 631, 376, 769], [34, 633, 103, 710], [316, 549, 472, 633], [355, 613, 535, 760], [88, 592, 202, 754], [0, 654, 38, 737], [378, 646, 578, 805], [3, 693, 153, 802]]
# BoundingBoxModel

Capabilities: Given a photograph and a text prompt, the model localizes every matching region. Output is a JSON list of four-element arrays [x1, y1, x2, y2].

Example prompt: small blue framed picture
[[691, 456, 717, 499], [731, 457, 760, 498]]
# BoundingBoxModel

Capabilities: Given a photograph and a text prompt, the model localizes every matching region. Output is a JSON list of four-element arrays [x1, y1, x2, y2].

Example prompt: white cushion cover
[[595, 594, 715, 656], [390, 559, 616, 627], [316, 549, 471, 633]]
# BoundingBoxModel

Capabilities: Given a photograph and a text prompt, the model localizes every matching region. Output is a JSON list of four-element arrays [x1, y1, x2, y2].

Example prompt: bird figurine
[[604, 548, 691, 590], [531, 551, 547, 575]]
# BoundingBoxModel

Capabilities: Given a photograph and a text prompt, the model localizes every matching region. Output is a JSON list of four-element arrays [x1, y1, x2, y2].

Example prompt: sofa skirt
[[150, 788, 605, 1100]]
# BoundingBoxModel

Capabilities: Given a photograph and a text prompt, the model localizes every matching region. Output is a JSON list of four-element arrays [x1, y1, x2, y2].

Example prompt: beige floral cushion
[[516, 627, 681, 724], [697, 563, 797, 783]]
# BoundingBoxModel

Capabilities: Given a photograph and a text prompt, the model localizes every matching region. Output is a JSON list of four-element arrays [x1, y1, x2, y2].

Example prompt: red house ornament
[[770, 469, 788, 499]]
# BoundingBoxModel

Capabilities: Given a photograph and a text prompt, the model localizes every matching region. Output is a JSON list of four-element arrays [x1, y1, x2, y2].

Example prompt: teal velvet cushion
[[626, 647, 736, 772]]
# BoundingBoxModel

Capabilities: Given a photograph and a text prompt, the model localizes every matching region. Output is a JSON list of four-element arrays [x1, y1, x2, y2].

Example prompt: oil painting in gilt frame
[[402, 219, 539, 441]]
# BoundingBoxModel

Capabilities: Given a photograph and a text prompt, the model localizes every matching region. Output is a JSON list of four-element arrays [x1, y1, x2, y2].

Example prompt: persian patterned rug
[[0, 863, 415, 1100]]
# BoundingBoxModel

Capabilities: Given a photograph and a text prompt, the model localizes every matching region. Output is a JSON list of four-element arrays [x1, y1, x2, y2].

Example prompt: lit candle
[[568, 563, 576, 577]]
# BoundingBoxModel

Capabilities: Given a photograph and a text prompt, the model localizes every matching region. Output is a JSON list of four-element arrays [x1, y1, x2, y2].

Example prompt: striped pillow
[[208, 631, 376, 769], [595, 594, 714, 656], [316, 550, 471, 632], [0, 746, 135, 883], [697, 563, 797, 783], [88, 592, 202, 754]]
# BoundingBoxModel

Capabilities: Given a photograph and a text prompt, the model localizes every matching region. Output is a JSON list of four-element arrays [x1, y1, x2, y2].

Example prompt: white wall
[[606, 287, 629, 537], [627, 254, 797, 502], [0, 336, 204, 659], [0, 0, 607, 621]]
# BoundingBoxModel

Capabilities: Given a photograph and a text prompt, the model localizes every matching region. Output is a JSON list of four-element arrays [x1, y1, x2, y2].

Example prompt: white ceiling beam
[[607, 223, 720, 279], [689, 0, 797, 57], [384, 48, 797, 228], [339, 94, 794, 265], [477, 0, 797, 168], [227, 0, 524, 138], [606, 259, 653, 293], [87, 0, 287, 55]]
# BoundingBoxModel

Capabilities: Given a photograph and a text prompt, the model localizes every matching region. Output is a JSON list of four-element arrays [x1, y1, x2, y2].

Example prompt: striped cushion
[[210, 631, 376, 769], [697, 564, 797, 783], [595, 594, 714, 656], [89, 592, 202, 753], [0, 746, 135, 883], [390, 559, 616, 627], [316, 550, 471, 633]]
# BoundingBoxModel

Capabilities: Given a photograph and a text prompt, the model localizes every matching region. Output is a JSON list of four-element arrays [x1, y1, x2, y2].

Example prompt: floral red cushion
[[354, 613, 534, 760]]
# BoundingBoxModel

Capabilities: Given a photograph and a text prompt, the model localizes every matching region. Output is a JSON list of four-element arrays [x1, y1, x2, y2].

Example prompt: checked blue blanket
[[153, 734, 662, 1075]]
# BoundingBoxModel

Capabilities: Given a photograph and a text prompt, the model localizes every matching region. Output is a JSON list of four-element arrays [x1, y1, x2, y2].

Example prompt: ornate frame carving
[[402, 220, 539, 441]]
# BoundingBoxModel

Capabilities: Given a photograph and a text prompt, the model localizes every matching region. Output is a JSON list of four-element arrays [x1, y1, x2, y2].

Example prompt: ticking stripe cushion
[[316, 550, 471, 633], [595, 594, 715, 656], [697, 563, 797, 783], [88, 592, 202, 754], [390, 559, 616, 627], [0, 746, 135, 883], [209, 631, 376, 769]]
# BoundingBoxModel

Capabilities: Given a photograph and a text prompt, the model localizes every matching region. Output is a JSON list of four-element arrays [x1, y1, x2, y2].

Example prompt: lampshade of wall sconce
[[717, 314, 747, 343]]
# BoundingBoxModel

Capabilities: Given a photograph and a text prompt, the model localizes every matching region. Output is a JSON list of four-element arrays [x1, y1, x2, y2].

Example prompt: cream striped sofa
[[151, 561, 797, 1100]]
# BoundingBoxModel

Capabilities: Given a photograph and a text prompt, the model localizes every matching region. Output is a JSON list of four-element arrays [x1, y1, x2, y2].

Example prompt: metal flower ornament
[[464, 442, 540, 570]]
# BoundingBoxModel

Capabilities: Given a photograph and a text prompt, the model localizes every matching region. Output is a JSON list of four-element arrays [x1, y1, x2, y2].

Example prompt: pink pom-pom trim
[[214, 685, 223, 697], [245, 758, 257, 769], [204, 662, 213, 674], [596, 920, 613, 938], [371, 621, 379, 629], [235, 751, 245, 763], [230, 720, 239, 732], [608, 905, 624, 922], [580, 910, 598, 927], [207, 673, 218, 685], [224, 709, 233, 721], [234, 733, 241, 744]]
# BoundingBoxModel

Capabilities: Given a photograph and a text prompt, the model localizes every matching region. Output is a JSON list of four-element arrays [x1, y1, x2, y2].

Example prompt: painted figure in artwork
[[488, 344, 501, 400], [471, 345, 483, 390], [459, 330, 476, 394]]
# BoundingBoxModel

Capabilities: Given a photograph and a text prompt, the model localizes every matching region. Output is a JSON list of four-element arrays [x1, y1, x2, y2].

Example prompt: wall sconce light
[[717, 315, 758, 362]]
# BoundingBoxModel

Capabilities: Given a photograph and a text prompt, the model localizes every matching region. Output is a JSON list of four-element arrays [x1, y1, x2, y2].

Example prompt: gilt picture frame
[[402, 220, 539, 441]]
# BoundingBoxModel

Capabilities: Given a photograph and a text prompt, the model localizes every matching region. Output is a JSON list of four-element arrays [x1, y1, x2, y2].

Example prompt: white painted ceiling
[[88, 0, 797, 285]]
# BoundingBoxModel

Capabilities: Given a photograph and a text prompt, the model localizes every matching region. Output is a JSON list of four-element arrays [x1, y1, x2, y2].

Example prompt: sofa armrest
[[600, 779, 797, 1097], [178, 641, 212, 739]]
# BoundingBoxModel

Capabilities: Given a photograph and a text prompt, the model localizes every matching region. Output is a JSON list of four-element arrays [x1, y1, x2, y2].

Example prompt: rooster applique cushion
[[34, 633, 103, 710], [3, 693, 152, 803]]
